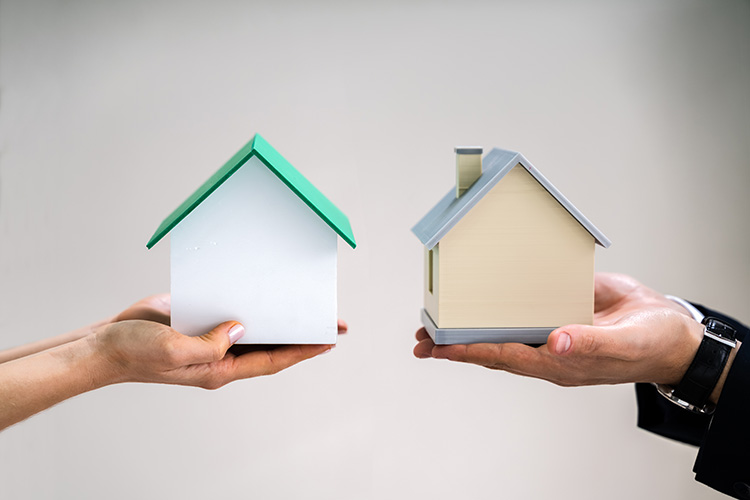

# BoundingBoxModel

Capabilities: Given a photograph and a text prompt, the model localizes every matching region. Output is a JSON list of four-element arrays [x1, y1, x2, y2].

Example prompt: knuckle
[[264, 350, 281, 374], [211, 342, 226, 362], [576, 332, 599, 355], [162, 340, 184, 367]]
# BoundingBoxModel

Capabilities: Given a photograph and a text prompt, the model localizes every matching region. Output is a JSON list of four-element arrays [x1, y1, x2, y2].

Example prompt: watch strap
[[672, 334, 731, 409]]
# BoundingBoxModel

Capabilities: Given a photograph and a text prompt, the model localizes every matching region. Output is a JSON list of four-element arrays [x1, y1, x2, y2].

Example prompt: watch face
[[704, 317, 737, 340]]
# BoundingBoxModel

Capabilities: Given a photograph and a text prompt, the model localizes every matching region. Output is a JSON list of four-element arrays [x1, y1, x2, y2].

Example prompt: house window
[[428, 249, 434, 294]]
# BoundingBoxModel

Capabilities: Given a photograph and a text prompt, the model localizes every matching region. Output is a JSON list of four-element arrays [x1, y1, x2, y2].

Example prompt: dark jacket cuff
[[636, 302, 750, 498]]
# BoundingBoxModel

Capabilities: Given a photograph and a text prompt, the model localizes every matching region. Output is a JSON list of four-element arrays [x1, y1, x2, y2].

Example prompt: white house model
[[147, 134, 356, 344]]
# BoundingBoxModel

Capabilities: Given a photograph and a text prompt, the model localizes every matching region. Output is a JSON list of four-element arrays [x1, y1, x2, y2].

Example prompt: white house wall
[[170, 155, 338, 344]]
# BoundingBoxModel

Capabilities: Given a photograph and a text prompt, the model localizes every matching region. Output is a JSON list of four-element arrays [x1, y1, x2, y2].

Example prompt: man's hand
[[414, 273, 705, 387]]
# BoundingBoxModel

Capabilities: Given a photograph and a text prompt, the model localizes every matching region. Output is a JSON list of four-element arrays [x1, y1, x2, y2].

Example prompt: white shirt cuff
[[665, 295, 705, 323]]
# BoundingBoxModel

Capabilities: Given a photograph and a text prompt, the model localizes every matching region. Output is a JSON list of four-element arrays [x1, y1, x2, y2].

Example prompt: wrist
[[33, 335, 121, 396], [657, 316, 739, 414], [665, 315, 705, 386], [83, 325, 131, 387], [665, 295, 705, 322]]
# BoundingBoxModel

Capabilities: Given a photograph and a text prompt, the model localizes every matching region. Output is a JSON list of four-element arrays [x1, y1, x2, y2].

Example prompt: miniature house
[[412, 147, 610, 345], [147, 134, 356, 344]]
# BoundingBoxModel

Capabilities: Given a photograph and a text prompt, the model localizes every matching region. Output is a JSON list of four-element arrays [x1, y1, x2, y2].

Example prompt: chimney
[[455, 146, 483, 198]]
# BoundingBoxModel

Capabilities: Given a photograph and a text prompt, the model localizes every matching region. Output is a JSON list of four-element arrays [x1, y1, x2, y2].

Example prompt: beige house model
[[412, 147, 611, 344]]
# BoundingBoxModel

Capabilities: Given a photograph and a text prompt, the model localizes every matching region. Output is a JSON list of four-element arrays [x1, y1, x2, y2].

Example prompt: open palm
[[414, 273, 704, 387]]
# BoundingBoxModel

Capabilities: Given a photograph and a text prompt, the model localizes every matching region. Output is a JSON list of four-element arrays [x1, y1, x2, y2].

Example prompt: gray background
[[0, 0, 748, 499]]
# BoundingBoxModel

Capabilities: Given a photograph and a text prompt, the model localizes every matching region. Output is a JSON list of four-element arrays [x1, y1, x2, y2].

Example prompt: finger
[[415, 327, 430, 341], [141, 294, 171, 313], [229, 344, 332, 379], [431, 342, 547, 373], [179, 321, 244, 365], [115, 294, 171, 325], [432, 342, 579, 383], [593, 274, 620, 313], [413, 337, 435, 358], [337, 319, 348, 334], [594, 273, 638, 313], [548, 323, 623, 358], [117, 306, 170, 325]]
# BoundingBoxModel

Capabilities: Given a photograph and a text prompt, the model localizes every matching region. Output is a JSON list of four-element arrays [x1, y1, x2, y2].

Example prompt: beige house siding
[[434, 164, 595, 329]]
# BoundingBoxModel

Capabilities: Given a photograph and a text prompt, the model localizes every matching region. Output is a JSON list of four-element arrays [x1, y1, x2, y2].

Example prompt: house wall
[[170, 155, 338, 344], [436, 164, 595, 329], [423, 244, 439, 325]]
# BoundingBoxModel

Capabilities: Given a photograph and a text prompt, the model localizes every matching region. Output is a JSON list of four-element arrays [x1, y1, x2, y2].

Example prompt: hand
[[0, 294, 175, 364], [414, 273, 705, 387], [112, 294, 349, 339], [91, 318, 348, 389], [112, 294, 171, 325], [0, 300, 348, 432]]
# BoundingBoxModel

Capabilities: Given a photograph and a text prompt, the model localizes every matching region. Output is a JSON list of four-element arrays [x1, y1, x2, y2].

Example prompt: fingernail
[[228, 324, 245, 344], [321, 347, 334, 355], [555, 332, 571, 354]]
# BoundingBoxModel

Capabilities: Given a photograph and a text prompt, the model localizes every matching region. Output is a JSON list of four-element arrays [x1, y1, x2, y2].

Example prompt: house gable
[[412, 148, 610, 250], [147, 134, 356, 249], [170, 155, 337, 343], [435, 164, 595, 328]]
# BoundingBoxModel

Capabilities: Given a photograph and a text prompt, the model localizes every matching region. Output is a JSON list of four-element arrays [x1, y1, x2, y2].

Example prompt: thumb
[[188, 321, 245, 364], [547, 324, 611, 356]]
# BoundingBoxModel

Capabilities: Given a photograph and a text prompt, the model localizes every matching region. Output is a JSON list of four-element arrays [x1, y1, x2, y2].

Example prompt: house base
[[421, 309, 554, 345]]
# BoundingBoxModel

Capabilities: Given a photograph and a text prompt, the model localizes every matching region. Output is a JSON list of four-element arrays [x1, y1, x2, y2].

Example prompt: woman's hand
[[414, 273, 707, 388], [112, 294, 172, 325], [101, 294, 348, 388], [91, 319, 343, 389], [0, 295, 349, 430], [0, 294, 173, 364]]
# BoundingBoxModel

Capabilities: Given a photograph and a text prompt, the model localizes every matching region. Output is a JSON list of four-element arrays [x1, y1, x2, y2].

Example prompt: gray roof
[[411, 148, 611, 249]]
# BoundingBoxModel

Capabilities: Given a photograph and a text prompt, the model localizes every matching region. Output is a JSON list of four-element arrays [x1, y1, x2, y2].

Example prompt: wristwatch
[[655, 317, 737, 414]]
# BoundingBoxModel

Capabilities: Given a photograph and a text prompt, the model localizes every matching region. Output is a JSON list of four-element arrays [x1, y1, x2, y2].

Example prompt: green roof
[[146, 134, 356, 249]]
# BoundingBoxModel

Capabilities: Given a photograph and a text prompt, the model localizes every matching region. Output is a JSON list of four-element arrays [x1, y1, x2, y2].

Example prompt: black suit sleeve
[[635, 303, 750, 499]]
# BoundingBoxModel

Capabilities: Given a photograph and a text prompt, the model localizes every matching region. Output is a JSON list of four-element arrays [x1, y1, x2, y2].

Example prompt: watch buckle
[[705, 330, 737, 348]]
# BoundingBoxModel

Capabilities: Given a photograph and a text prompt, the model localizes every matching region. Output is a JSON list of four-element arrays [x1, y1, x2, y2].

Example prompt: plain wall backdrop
[[0, 0, 748, 499]]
